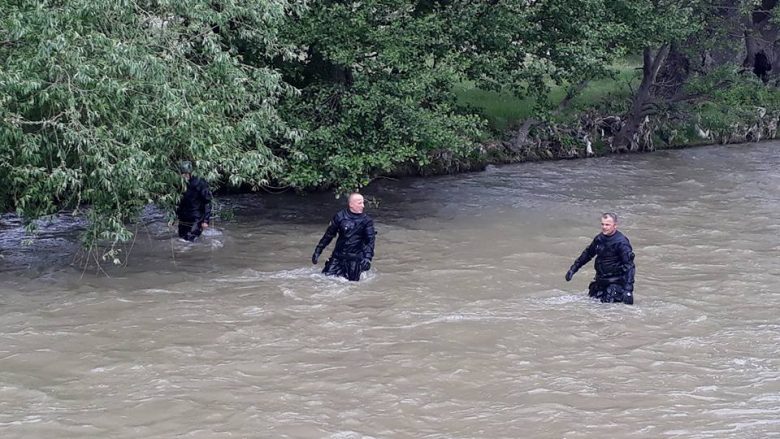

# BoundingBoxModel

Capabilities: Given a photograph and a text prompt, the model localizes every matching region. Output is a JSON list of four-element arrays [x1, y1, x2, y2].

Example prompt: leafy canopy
[[0, 0, 299, 253]]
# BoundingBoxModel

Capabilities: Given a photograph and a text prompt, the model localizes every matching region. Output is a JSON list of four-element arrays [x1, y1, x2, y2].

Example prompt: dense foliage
[[1, 0, 299, 253], [277, 0, 486, 190], [1, 0, 778, 258]]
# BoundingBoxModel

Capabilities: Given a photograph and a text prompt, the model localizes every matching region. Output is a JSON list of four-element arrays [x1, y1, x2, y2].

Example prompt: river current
[[0, 143, 778, 438]]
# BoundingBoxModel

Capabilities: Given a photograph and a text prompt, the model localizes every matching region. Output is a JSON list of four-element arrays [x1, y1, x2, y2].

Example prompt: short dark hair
[[602, 212, 618, 223], [178, 160, 193, 174]]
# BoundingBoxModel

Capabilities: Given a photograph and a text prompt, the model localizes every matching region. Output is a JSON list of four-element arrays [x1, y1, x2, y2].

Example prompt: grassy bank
[[454, 60, 641, 131], [439, 62, 780, 177]]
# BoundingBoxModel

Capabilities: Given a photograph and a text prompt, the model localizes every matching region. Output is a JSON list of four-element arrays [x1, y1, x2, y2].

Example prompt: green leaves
[[687, 65, 780, 136], [278, 0, 491, 191], [0, 0, 737, 262], [279, 0, 672, 191], [1, 0, 297, 256]]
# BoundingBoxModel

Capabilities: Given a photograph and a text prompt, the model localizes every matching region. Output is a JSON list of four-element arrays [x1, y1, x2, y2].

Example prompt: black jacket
[[316, 208, 376, 261], [176, 176, 212, 223], [570, 230, 635, 292]]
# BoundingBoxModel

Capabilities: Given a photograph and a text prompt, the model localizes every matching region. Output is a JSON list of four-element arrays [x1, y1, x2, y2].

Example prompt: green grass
[[455, 61, 641, 132], [454, 84, 536, 131]]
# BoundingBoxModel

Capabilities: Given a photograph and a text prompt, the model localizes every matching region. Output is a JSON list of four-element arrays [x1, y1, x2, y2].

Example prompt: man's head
[[347, 193, 365, 214], [178, 160, 192, 179], [178, 160, 193, 174], [600, 212, 618, 236]]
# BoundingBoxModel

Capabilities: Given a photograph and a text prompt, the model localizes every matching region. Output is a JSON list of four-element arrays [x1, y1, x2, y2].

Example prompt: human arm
[[312, 216, 339, 264], [619, 241, 635, 293], [198, 179, 213, 226], [566, 237, 597, 281], [361, 218, 376, 270]]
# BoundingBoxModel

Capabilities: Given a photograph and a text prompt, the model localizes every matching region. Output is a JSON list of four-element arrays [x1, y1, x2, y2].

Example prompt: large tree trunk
[[656, 43, 691, 100], [743, 0, 779, 82], [614, 45, 670, 152]]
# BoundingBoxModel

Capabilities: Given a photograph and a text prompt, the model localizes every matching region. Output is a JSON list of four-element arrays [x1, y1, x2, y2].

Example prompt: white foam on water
[[538, 293, 588, 305], [241, 306, 265, 316], [201, 228, 222, 237], [327, 432, 377, 439]]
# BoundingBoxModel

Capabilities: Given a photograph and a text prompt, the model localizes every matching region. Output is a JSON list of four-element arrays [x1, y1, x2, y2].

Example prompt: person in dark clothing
[[565, 212, 635, 304], [753, 51, 772, 84], [312, 193, 376, 281], [175, 161, 212, 242]]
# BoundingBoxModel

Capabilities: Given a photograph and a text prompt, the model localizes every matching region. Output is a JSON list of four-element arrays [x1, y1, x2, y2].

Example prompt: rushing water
[[0, 143, 778, 438]]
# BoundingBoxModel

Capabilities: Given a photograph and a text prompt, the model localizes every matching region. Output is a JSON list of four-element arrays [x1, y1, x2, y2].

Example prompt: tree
[[609, 0, 702, 151], [456, 0, 632, 98], [277, 0, 650, 190], [738, 0, 779, 82], [277, 0, 486, 192], [0, 0, 299, 261], [448, 0, 641, 148]]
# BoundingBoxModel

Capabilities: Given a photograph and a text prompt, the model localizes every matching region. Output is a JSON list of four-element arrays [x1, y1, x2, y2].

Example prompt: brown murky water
[[1, 143, 778, 438]]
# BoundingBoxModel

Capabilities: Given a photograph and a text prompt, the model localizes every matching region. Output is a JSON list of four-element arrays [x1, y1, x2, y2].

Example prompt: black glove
[[622, 286, 634, 305], [565, 269, 575, 282], [312, 247, 322, 265], [360, 259, 371, 271], [602, 284, 621, 303]]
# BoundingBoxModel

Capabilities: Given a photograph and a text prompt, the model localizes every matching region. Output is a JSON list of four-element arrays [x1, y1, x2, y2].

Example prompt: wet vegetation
[[2, 0, 780, 261]]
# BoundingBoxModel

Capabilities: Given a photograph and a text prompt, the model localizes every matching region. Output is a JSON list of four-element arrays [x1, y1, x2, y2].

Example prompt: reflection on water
[[1, 143, 779, 438]]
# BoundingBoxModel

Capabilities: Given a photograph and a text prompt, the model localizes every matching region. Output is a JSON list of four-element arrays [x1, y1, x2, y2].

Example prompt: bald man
[[312, 193, 376, 281]]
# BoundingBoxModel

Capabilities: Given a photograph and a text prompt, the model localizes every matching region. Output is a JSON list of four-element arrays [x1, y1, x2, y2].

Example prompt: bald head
[[348, 193, 365, 214]]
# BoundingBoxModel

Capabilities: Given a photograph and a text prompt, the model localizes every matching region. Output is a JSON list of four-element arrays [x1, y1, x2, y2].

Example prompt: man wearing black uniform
[[565, 212, 635, 304], [176, 161, 212, 242], [312, 193, 376, 281]]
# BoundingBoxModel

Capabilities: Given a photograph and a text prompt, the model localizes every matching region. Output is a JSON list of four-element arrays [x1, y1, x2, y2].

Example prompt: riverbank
[[414, 87, 780, 177], [429, 61, 780, 178], [399, 123, 774, 180]]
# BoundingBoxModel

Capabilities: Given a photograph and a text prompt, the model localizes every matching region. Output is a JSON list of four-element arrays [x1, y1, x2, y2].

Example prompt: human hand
[[360, 259, 371, 271], [201, 222, 209, 230], [565, 269, 575, 282], [312, 248, 322, 265]]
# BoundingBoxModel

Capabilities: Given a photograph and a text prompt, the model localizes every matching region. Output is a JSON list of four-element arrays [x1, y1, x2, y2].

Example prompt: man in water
[[312, 193, 376, 281], [565, 212, 635, 304], [176, 160, 212, 242]]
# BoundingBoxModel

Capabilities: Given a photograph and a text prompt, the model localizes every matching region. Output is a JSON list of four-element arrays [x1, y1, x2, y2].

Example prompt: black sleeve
[[316, 215, 339, 251], [570, 237, 598, 273], [199, 179, 213, 223], [619, 240, 636, 292], [363, 218, 376, 260]]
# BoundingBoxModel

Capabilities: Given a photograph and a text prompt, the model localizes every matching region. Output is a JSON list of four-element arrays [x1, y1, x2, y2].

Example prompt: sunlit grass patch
[[455, 60, 641, 132]]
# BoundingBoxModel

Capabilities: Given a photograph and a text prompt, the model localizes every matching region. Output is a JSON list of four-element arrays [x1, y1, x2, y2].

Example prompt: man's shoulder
[[357, 211, 374, 225], [614, 230, 632, 245], [332, 209, 350, 222], [190, 176, 209, 186]]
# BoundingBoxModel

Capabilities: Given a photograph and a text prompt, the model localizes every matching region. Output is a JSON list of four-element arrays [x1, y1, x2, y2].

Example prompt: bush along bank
[[418, 68, 780, 174]]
